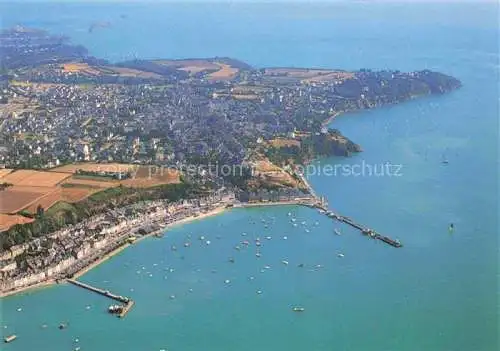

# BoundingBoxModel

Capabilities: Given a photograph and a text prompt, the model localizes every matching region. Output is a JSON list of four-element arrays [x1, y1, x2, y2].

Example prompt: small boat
[[282, 260, 289, 265], [448, 223, 454, 232], [337, 253, 345, 258], [442, 151, 449, 164], [58, 323, 67, 330], [4, 335, 16, 343], [334, 229, 341, 236], [108, 304, 123, 314], [292, 307, 305, 312]]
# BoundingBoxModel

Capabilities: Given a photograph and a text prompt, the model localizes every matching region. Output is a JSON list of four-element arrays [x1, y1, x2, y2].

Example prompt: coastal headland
[[0, 26, 461, 298]]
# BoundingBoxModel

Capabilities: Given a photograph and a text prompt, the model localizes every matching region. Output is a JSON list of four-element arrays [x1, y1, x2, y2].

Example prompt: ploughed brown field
[[50, 162, 137, 174], [154, 59, 220, 74], [61, 178, 119, 189], [268, 138, 301, 148], [61, 187, 99, 202], [106, 66, 162, 79], [252, 159, 283, 173], [0, 164, 181, 230], [0, 186, 54, 214], [119, 166, 181, 187], [0, 169, 13, 178], [249, 157, 302, 189], [207, 63, 239, 80], [0, 169, 71, 187], [62, 62, 102, 76], [23, 188, 63, 213], [0, 214, 35, 232], [154, 59, 239, 80], [61, 62, 162, 79], [52, 163, 181, 188], [21, 187, 98, 214]]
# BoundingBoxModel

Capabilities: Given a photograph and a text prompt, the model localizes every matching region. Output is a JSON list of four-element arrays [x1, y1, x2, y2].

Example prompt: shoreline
[[0, 205, 228, 299], [0, 279, 57, 299], [321, 111, 342, 128], [71, 243, 132, 280]]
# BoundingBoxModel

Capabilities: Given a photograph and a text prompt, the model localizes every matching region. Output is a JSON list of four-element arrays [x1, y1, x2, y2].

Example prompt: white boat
[[334, 228, 341, 235], [337, 253, 345, 258], [292, 307, 305, 312]]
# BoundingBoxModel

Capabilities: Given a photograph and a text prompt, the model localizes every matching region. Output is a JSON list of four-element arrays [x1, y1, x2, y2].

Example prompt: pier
[[292, 169, 402, 248], [323, 209, 402, 248], [67, 279, 134, 318]]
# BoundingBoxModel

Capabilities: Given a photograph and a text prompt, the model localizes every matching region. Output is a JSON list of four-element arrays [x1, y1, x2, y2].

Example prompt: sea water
[[0, 2, 497, 351]]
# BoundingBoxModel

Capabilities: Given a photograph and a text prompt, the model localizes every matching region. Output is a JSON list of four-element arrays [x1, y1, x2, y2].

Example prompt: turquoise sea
[[0, 2, 498, 351]]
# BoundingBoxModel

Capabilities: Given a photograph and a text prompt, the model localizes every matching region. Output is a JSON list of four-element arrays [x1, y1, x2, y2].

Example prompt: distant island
[[0, 26, 461, 295]]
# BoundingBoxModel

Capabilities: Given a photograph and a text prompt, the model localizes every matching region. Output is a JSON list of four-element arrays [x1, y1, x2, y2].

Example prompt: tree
[[36, 205, 45, 217]]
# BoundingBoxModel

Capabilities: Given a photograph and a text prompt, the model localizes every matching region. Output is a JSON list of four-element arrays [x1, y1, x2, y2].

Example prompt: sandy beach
[[0, 279, 56, 299], [321, 111, 342, 128], [164, 206, 227, 229], [0, 205, 228, 298]]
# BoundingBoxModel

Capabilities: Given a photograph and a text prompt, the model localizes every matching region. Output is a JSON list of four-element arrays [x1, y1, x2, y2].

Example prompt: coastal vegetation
[[264, 129, 362, 166], [0, 181, 203, 250]]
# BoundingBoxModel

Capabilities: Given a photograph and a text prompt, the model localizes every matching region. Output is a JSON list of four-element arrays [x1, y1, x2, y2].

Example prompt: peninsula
[[0, 26, 461, 296]]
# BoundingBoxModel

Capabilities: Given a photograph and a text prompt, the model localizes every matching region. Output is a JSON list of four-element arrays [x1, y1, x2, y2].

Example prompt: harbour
[[67, 279, 134, 318]]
